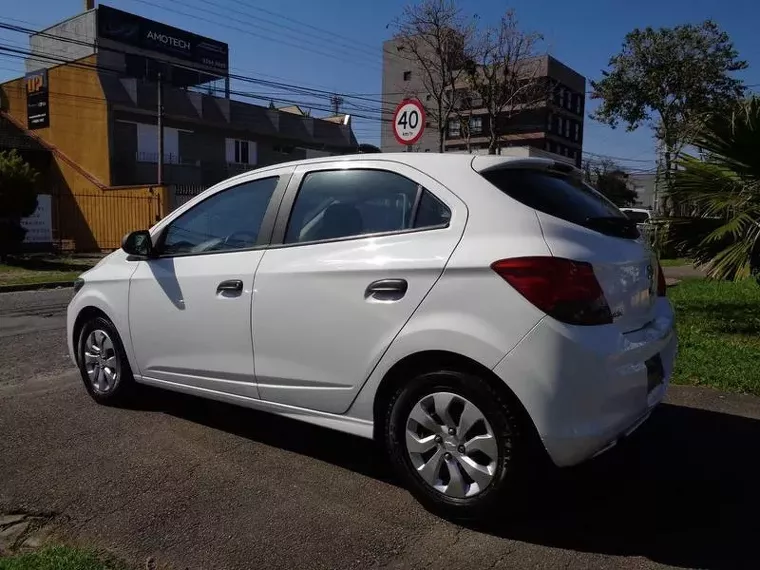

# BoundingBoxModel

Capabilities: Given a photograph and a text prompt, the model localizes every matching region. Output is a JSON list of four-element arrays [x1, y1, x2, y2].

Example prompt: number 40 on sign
[[393, 99, 426, 146]]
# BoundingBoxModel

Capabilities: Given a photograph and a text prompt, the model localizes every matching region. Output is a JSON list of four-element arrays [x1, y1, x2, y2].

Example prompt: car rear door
[[251, 160, 467, 414], [477, 162, 660, 333]]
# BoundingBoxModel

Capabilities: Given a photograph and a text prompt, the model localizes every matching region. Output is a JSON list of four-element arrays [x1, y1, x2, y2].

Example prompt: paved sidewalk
[[663, 265, 706, 280]]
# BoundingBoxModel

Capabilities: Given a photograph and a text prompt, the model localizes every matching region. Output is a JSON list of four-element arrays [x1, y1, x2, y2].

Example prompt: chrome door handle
[[365, 279, 408, 301], [217, 279, 243, 294]]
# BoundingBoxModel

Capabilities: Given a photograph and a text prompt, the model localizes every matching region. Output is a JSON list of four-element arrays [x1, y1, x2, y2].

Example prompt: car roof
[[246, 152, 574, 175]]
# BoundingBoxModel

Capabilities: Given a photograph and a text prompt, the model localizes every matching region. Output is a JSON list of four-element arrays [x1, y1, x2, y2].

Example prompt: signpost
[[21, 195, 52, 244], [392, 99, 426, 149], [25, 69, 49, 129]]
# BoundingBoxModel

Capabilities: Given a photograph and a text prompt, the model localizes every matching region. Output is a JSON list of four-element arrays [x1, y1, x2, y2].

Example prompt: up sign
[[25, 69, 49, 129]]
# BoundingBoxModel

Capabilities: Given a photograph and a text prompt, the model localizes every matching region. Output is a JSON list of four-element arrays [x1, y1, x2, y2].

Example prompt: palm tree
[[667, 96, 760, 281]]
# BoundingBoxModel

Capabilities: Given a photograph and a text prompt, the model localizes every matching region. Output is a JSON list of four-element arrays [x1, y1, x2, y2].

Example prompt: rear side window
[[480, 169, 637, 239], [285, 169, 450, 244]]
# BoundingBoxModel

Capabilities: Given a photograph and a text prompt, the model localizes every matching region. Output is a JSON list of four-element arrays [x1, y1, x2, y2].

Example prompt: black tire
[[385, 369, 529, 521], [77, 315, 136, 406]]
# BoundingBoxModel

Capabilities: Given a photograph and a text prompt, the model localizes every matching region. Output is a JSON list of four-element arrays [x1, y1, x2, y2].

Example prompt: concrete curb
[[0, 281, 74, 293]]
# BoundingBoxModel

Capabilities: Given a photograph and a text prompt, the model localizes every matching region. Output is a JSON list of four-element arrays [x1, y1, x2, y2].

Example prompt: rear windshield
[[480, 168, 638, 239], [621, 210, 651, 224]]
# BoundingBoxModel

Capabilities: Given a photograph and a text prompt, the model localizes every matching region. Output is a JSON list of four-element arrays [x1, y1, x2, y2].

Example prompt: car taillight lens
[[491, 257, 613, 326], [657, 260, 667, 297]]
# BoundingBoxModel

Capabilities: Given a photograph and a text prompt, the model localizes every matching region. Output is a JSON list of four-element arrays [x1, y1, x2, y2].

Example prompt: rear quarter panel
[[347, 170, 551, 422]]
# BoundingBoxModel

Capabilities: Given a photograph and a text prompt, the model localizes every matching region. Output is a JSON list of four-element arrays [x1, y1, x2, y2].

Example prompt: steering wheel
[[223, 231, 258, 249]]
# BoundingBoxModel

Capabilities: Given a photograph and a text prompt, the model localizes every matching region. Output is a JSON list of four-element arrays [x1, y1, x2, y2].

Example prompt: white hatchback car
[[67, 153, 677, 519]]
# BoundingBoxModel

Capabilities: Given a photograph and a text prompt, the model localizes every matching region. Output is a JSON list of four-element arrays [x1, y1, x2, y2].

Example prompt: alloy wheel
[[83, 329, 120, 394], [405, 391, 498, 498]]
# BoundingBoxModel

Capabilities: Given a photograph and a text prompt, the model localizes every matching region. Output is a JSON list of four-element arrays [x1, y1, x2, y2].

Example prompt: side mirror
[[121, 230, 154, 259]]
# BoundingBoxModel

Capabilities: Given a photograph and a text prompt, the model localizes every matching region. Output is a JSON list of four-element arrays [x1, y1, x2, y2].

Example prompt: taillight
[[657, 260, 667, 296], [491, 257, 613, 326]]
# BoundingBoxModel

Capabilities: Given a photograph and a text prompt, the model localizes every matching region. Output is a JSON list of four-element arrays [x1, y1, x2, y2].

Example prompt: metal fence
[[50, 190, 163, 252], [170, 184, 208, 210]]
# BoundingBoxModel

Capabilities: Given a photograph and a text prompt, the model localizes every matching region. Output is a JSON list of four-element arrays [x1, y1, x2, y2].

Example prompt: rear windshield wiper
[[583, 216, 640, 239]]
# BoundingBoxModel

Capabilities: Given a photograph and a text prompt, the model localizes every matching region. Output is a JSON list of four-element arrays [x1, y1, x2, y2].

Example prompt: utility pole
[[330, 94, 343, 115], [157, 71, 164, 185]]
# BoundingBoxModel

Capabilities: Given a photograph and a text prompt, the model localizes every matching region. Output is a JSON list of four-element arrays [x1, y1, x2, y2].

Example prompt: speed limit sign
[[393, 99, 426, 146]]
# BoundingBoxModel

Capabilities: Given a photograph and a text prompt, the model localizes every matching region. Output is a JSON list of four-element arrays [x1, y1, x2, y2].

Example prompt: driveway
[[1, 289, 759, 569]]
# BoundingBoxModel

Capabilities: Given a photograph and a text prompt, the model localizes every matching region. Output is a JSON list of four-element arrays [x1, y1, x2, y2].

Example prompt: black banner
[[97, 5, 229, 74], [25, 69, 49, 130]]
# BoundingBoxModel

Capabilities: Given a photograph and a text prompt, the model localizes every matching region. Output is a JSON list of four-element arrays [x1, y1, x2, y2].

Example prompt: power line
[[0, 20, 397, 114], [123, 0, 383, 72]]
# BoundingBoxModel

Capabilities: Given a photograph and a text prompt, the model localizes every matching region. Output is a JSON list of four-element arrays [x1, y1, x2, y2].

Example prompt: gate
[[170, 184, 208, 211]]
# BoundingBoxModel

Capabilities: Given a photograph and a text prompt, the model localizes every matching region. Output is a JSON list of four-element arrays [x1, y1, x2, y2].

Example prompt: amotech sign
[[25, 69, 49, 129], [97, 4, 229, 74]]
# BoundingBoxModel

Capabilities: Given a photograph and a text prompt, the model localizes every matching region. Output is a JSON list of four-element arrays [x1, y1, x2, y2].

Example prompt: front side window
[[285, 169, 450, 244], [160, 177, 279, 255]]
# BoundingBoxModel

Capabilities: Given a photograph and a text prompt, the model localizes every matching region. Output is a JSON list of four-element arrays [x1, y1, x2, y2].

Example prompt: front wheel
[[385, 369, 527, 521], [77, 316, 136, 406]]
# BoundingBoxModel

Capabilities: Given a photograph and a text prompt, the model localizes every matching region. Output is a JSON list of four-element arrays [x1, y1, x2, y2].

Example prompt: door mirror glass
[[122, 230, 153, 258]]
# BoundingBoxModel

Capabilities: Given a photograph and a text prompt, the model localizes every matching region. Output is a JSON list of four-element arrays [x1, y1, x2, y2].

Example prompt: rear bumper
[[493, 297, 677, 467]]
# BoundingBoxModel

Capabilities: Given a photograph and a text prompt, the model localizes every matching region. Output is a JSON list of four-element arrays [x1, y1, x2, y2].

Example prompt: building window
[[547, 113, 554, 132], [573, 123, 579, 141], [426, 94, 432, 101], [226, 139, 256, 164], [447, 119, 461, 138], [574, 94, 582, 114], [564, 90, 570, 109], [470, 116, 483, 135], [136, 123, 181, 163], [403, 71, 412, 81], [555, 87, 563, 106], [564, 119, 570, 138]]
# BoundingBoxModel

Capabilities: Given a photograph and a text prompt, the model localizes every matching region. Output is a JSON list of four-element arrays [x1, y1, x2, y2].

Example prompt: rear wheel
[[385, 369, 528, 521], [77, 316, 136, 406]]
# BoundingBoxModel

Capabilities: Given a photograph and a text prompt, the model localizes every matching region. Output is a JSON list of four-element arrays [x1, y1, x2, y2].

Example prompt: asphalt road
[[2, 289, 760, 569]]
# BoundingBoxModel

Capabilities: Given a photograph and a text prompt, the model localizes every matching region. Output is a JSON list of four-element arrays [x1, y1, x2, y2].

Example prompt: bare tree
[[466, 10, 546, 154], [452, 88, 475, 152], [393, 0, 474, 152]]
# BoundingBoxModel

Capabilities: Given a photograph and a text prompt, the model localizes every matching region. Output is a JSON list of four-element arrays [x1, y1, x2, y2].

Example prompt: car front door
[[128, 171, 289, 399], [252, 161, 466, 414]]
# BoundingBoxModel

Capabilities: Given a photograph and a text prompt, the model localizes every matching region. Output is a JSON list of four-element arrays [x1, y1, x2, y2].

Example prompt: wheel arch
[[371, 350, 543, 455], [71, 306, 113, 365]]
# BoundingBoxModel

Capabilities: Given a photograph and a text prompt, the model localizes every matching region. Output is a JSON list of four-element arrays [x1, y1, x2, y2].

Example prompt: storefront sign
[[98, 4, 229, 74], [21, 194, 53, 243], [25, 69, 49, 129]]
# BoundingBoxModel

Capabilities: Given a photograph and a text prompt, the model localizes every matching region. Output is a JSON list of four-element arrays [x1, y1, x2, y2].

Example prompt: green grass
[[660, 257, 694, 267], [670, 278, 760, 395], [0, 257, 94, 287], [0, 546, 125, 570]]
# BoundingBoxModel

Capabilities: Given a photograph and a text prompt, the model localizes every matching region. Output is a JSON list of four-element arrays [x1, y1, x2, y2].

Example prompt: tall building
[[0, 3, 358, 250], [381, 38, 585, 167]]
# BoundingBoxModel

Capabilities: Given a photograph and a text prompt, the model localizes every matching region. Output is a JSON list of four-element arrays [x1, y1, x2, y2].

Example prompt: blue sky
[[2, 0, 759, 171]]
